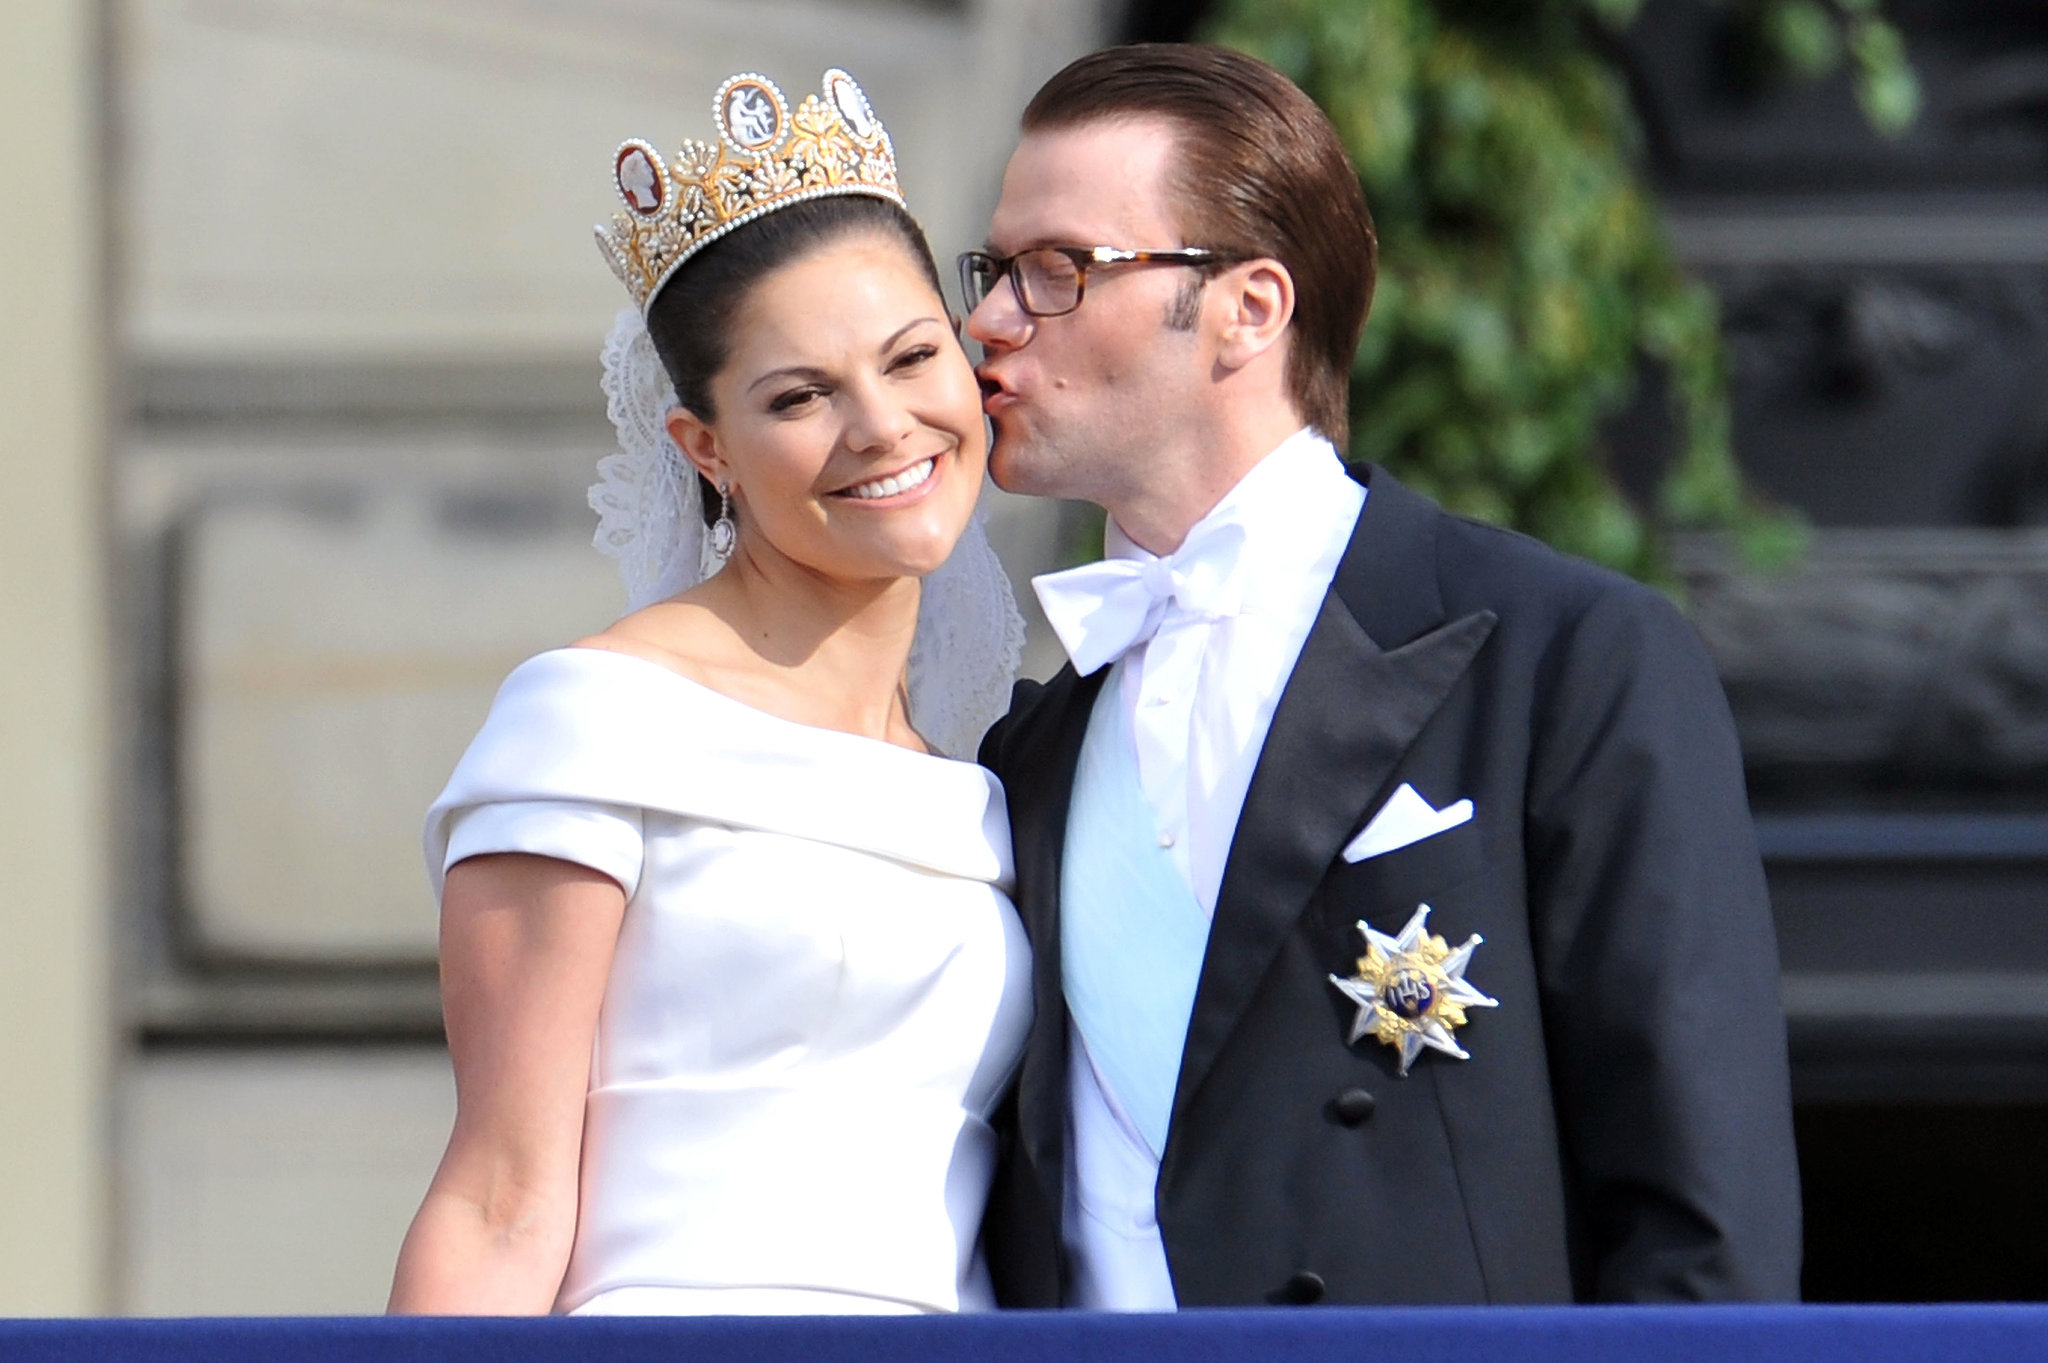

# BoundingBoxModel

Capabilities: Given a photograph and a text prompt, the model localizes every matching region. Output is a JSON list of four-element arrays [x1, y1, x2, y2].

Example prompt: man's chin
[[983, 425, 1047, 488], [989, 429, 1093, 501], [986, 466, 1023, 496], [985, 443, 1032, 496]]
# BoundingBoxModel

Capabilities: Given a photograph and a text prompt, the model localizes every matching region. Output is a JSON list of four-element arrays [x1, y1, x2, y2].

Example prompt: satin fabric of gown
[[424, 648, 1033, 1315]]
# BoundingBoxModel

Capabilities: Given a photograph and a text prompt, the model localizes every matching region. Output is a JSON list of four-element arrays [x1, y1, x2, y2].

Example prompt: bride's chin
[[891, 537, 965, 580], [844, 509, 974, 578], [795, 537, 957, 587], [884, 539, 968, 583]]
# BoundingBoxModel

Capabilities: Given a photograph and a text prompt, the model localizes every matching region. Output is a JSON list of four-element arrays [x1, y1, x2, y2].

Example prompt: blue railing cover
[[2, 1305, 2041, 1363]]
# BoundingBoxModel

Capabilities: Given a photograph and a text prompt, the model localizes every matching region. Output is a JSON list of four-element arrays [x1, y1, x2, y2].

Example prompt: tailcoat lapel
[[1002, 665, 1107, 1181], [1167, 467, 1498, 1138]]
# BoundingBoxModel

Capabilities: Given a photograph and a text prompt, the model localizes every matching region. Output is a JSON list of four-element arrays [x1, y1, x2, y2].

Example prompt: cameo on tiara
[[827, 70, 880, 143], [614, 142, 667, 216], [717, 75, 787, 152], [596, 69, 905, 314]]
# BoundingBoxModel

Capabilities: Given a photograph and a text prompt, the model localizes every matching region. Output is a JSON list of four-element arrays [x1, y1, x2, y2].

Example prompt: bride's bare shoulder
[[569, 596, 734, 681]]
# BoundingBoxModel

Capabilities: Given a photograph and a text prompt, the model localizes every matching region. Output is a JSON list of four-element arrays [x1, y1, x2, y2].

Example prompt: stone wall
[[0, 0, 114, 1319]]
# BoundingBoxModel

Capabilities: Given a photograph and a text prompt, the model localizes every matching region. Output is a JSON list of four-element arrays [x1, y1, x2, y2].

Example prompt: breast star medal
[[1328, 904, 1497, 1077]]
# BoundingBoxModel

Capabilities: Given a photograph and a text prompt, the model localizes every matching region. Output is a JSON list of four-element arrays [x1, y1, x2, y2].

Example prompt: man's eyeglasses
[[956, 245, 1236, 319]]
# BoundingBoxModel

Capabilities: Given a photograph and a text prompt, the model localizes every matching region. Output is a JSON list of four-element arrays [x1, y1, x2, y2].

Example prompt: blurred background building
[[4, 0, 1107, 1315], [2, 0, 2045, 1316], [1614, 0, 2048, 1300]]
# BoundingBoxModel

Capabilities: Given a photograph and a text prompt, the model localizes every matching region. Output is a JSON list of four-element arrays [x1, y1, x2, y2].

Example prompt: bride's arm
[[387, 852, 626, 1314]]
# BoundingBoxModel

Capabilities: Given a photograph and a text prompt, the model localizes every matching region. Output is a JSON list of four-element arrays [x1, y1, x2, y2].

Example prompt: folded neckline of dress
[[425, 647, 1014, 891]]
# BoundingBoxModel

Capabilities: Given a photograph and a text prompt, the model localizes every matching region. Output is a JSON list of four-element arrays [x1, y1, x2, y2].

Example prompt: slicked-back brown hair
[[1022, 43, 1376, 445]]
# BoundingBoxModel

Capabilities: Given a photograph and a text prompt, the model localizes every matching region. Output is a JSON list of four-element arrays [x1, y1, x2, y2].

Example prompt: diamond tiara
[[596, 68, 905, 314]]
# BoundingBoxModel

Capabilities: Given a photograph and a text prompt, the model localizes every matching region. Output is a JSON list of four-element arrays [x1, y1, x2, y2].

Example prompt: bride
[[388, 69, 1030, 1316]]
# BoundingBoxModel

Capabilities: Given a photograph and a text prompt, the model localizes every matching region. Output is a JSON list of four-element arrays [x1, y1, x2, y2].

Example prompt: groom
[[965, 44, 1800, 1307]]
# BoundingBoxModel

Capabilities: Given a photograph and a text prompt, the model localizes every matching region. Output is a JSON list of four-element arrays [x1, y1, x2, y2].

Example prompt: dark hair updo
[[645, 194, 949, 525]]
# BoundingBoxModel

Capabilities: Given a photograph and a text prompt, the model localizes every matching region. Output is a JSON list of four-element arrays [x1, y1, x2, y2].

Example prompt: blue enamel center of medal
[[1383, 969, 1434, 1019]]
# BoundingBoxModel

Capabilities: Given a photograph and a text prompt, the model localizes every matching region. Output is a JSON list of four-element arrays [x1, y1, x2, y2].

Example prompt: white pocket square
[[1342, 783, 1473, 863]]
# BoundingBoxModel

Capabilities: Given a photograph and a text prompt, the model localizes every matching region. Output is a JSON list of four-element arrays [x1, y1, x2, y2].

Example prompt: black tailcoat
[[978, 465, 1801, 1306]]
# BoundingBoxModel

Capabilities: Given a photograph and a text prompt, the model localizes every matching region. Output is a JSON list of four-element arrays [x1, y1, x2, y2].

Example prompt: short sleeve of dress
[[441, 800, 646, 901]]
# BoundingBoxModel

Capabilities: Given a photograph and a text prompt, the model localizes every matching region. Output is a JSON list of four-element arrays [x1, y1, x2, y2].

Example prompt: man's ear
[[665, 407, 729, 490], [1211, 258, 1295, 373]]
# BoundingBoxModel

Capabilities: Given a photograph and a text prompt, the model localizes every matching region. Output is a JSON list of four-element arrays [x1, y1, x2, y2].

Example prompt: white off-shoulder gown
[[423, 648, 1033, 1315]]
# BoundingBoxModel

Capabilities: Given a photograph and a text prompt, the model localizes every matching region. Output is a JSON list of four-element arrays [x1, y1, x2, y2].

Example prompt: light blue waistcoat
[[1061, 678, 1214, 1160]]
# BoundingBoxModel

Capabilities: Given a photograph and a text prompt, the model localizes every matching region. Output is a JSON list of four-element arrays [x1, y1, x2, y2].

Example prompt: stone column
[[0, 0, 112, 1316]]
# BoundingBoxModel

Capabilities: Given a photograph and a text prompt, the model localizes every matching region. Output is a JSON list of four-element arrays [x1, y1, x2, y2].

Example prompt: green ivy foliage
[[1204, 0, 1917, 582]]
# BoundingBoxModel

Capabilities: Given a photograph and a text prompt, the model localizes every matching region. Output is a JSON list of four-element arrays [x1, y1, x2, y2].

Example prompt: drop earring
[[708, 480, 737, 563]]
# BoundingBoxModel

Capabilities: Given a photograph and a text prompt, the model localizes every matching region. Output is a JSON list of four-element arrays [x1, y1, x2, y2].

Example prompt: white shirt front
[[1032, 429, 1366, 1309]]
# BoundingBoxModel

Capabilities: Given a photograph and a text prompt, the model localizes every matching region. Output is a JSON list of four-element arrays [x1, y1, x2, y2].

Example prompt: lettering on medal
[[1383, 969, 1435, 1021]]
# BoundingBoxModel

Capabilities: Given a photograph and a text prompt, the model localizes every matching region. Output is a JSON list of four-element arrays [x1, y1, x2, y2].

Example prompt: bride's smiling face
[[669, 234, 987, 585]]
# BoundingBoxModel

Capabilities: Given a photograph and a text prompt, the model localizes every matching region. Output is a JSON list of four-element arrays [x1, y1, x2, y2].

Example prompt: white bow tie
[[1032, 519, 1249, 676]]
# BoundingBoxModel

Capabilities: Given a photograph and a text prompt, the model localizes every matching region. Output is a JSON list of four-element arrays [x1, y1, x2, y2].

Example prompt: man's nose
[[966, 274, 1032, 350]]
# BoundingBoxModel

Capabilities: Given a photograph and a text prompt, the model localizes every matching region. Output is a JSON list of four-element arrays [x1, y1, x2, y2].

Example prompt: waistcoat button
[[1329, 1088, 1377, 1126], [1272, 1270, 1325, 1304]]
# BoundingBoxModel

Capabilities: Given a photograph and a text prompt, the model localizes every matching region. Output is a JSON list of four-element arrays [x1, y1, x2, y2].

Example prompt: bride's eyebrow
[[878, 317, 945, 352], [745, 317, 947, 395], [747, 364, 828, 394]]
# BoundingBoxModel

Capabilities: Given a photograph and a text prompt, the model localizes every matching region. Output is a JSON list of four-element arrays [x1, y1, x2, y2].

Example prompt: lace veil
[[588, 308, 1025, 760]]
